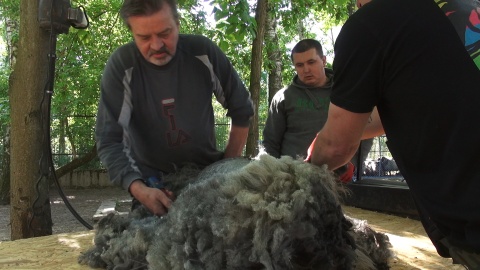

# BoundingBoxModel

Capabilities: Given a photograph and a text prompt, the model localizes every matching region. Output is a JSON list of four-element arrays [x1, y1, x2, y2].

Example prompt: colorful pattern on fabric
[[436, 0, 480, 69]]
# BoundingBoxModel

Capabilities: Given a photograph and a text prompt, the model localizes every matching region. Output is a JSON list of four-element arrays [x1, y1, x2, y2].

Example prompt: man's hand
[[306, 138, 355, 183], [129, 180, 175, 216], [305, 136, 317, 163], [334, 162, 355, 183]]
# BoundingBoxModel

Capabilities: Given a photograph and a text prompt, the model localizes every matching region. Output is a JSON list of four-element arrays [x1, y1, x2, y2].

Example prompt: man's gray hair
[[120, 0, 179, 28]]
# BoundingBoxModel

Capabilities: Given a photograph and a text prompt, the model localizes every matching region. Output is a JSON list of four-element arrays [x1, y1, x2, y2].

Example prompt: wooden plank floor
[[342, 206, 464, 270], [0, 231, 94, 270], [0, 206, 465, 270]]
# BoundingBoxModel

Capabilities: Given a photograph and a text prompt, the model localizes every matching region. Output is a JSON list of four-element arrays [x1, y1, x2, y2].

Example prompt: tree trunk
[[5, 18, 18, 67], [245, 0, 268, 157], [0, 128, 10, 205], [265, 7, 283, 105], [297, 20, 306, 40], [292, 0, 306, 41], [10, 0, 53, 240]]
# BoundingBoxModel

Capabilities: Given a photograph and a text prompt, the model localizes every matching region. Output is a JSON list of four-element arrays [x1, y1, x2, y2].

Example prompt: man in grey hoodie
[[263, 39, 373, 177]]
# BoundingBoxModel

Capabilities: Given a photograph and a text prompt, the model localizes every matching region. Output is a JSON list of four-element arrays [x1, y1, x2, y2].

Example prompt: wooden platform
[[0, 206, 464, 270]]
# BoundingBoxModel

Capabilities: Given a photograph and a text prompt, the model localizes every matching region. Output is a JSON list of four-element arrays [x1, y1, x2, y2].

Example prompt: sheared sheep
[[79, 154, 392, 270]]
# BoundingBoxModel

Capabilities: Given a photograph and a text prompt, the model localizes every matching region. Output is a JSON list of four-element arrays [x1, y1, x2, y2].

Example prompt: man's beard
[[149, 46, 173, 66]]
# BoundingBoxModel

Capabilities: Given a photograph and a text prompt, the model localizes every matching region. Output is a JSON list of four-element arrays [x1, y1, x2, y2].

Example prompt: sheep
[[78, 154, 392, 270], [379, 157, 400, 176]]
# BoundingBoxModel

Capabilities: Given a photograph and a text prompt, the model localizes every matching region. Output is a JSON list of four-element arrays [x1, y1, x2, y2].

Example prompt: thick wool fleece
[[79, 154, 392, 270]]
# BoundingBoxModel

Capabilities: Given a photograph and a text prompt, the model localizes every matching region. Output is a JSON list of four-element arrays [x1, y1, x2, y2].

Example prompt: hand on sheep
[[305, 137, 354, 183], [129, 180, 176, 216], [333, 162, 355, 183], [305, 137, 315, 163]]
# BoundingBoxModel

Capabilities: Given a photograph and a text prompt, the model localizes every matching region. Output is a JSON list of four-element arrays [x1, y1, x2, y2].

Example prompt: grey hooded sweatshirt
[[263, 69, 333, 159]]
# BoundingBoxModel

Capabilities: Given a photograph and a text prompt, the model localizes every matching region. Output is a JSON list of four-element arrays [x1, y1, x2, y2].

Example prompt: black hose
[[40, 12, 93, 230], [45, 88, 93, 230]]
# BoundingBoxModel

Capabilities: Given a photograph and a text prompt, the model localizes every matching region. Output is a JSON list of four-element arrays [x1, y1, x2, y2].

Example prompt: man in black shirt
[[308, 0, 480, 268]]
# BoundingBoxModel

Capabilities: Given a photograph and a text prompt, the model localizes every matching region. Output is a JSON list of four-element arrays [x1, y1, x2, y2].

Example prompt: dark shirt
[[96, 34, 254, 190], [331, 0, 480, 254]]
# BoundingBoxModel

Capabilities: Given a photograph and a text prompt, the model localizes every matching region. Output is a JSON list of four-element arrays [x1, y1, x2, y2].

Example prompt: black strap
[[304, 88, 322, 110]]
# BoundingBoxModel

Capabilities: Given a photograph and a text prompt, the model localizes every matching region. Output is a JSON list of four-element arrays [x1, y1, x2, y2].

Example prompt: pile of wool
[[79, 154, 392, 270]]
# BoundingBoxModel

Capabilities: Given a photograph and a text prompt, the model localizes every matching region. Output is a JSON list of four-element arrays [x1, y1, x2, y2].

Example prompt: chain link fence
[[51, 118, 402, 183], [51, 121, 254, 170], [353, 135, 404, 182]]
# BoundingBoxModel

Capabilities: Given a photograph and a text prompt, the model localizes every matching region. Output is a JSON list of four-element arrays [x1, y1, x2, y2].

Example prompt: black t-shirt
[[331, 0, 480, 253]]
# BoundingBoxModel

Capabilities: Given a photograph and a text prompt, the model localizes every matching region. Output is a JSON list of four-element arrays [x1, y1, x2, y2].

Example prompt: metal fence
[[51, 122, 263, 170], [51, 124, 403, 183], [353, 135, 404, 182]]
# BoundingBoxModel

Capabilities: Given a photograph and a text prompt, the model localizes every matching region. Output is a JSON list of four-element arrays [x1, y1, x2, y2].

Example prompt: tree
[[0, 0, 19, 206], [245, 0, 268, 157], [265, 4, 283, 105], [9, 0, 53, 239]]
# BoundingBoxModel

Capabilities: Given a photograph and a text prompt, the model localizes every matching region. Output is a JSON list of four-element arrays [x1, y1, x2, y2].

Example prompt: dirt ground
[[0, 186, 132, 242]]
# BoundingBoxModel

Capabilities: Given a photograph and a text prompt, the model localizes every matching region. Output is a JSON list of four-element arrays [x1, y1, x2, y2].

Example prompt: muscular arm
[[224, 124, 249, 158], [309, 103, 373, 170], [362, 107, 385, 139]]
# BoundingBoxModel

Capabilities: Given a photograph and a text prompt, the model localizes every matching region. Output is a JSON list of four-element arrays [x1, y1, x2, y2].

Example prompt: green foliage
[[0, 0, 19, 47], [212, 0, 257, 40], [0, 0, 14, 146], [178, 1, 213, 35], [0, 66, 9, 126], [49, 0, 128, 164], [0, 0, 354, 164]]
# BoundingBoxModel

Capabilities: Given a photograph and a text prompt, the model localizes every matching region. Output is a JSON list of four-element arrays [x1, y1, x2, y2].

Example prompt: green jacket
[[263, 69, 333, 159]]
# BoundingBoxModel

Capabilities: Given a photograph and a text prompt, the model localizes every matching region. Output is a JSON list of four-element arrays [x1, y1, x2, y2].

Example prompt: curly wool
[[79, 154, 392, 270]]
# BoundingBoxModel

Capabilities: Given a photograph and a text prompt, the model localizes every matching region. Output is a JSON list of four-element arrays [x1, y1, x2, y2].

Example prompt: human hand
[[304, 137, 316, 163], [333, 162, 355, 183], [305, 137, 354, 183], [129, 180, 175, 216]]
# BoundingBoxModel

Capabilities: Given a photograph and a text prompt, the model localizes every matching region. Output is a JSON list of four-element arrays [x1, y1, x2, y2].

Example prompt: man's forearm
[[309, 131, 358, 170], [362, 107, 385, 139], [308, 103, 370, 170], [224, 125, 249, 158]]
